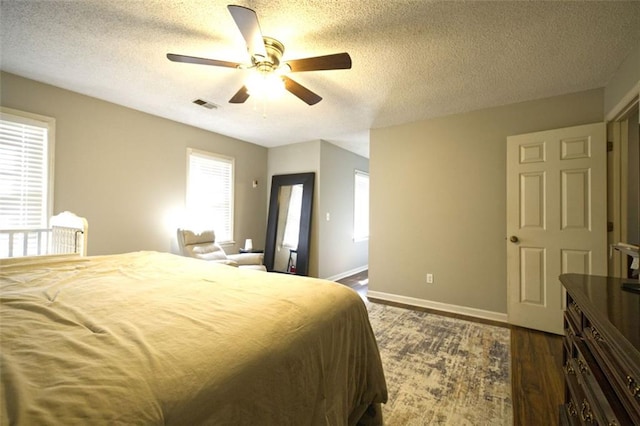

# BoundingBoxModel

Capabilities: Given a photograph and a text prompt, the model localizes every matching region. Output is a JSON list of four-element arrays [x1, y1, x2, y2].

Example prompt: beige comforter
[[0, 251, 387, 425]]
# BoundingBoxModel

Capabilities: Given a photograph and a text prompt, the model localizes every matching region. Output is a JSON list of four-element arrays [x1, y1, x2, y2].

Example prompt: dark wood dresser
[[560, 274, 640, 425]]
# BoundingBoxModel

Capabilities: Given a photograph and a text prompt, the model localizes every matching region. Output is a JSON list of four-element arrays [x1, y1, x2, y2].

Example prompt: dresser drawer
[[564, 314, 578, 355], [572, 337, 632, 425], [566, 293, 584, 335], [563, 357, 584, 425], [560, 274, 640, 426], [583, 317, 640, 424]]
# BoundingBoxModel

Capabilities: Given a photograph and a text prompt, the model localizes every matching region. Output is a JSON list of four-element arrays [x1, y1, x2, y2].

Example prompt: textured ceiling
[[1, 1, 639, 158]]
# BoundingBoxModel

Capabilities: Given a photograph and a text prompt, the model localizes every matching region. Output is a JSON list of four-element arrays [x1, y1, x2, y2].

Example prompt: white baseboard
[[325, 264, 368, 282], [366, 290, 508, 324]]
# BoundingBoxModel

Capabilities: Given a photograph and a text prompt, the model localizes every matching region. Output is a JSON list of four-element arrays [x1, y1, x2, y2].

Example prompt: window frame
[[353, 169, 369, 242], [185, 148, 235, 244], [0, 106, 55, 230]]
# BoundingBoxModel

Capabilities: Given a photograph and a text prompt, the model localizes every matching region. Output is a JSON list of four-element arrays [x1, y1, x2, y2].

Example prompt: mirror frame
[[264, 172, 315, 275]]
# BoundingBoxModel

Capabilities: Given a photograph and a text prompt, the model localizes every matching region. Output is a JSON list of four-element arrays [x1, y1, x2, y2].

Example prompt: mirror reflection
[[274, 184, 303, 273]]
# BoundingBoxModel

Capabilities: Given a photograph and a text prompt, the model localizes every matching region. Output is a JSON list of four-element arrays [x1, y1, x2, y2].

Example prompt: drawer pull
[[589, 326, 605, 343], [564, 361, 575, 375], [627, 375, 640, 399], [577, 359, 589, 375], [580, 399, 594, 423], [567, 400, 577, 417], [565, 327, 574, 339]]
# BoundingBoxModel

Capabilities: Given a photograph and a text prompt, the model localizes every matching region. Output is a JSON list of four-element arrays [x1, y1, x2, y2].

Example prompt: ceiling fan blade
[[282, 76, 322, 105], [229, 86, 250, 104], [167, 53, 241, 69], [285, 53, 352, 72], [227, 5, 268, 60]]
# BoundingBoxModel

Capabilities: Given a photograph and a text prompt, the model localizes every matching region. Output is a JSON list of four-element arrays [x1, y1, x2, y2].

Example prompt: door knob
[[509, 236, 519, 243]]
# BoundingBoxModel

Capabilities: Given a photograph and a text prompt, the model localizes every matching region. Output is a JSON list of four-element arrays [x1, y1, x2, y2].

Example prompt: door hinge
[[607, 141, 613, 152], [608, 221, 614, 232]]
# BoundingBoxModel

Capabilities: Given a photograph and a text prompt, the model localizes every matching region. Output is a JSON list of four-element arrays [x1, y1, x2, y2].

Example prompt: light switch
[[326, 212, 330, 221]]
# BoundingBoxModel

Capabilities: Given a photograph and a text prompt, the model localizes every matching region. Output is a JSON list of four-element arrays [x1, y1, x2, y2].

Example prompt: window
[[354, 170, 369, 241], [186, 148, 234, 242], [1, 108, 55, 257]]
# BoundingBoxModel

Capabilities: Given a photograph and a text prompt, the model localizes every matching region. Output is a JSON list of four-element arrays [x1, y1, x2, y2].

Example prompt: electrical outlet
[[426, 273, 434, 284]]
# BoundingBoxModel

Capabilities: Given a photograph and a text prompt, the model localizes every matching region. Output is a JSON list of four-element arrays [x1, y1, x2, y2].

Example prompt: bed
[[0, 251, 387, 425]]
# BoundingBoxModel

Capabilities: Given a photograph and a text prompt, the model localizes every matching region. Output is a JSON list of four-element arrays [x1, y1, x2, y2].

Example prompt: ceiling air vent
[[192, 99, 219, 110]]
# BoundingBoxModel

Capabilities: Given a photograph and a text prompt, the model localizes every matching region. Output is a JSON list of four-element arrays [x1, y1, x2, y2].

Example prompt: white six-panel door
[[507, 123, 607, 334]]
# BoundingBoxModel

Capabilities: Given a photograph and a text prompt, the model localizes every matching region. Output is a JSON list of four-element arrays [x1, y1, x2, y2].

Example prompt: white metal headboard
[[50, 211, 88, 256]]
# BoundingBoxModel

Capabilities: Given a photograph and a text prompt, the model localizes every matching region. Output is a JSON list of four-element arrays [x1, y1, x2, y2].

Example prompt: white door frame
[[607, 95, 639, 277]]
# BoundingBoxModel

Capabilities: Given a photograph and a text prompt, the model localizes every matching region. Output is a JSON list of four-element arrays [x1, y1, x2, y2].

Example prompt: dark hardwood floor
[[510, 325, 564, 426], [336, 269, 369, 299], [337, 270, 564, 426]]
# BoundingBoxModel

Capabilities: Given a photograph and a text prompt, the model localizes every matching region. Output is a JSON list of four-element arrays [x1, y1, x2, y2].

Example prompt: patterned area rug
[[366, 302, 512, 425]]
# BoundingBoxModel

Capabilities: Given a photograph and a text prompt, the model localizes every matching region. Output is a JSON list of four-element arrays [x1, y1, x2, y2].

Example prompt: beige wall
[[604, 41, 640, 118], [267, 141, 321, 276], [319, 141, 369, 279], [628, 119, 639, 244], [1, 72, 268, 256], [370, 89, 604, 315], [267, 140, 370, 279]]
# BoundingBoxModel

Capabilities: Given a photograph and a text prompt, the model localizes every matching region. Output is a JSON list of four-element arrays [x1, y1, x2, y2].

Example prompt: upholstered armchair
[[176, 229, 266, 271]]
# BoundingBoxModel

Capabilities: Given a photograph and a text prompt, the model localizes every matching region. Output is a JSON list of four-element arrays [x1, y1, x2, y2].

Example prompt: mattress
[[0, 251, 387, 425]]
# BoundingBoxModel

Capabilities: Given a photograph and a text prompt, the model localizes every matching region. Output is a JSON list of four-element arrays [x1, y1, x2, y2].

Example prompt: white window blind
[[0, 109, 54, 230], [354, 170, 369, 241], [186, 148, 234, 242]]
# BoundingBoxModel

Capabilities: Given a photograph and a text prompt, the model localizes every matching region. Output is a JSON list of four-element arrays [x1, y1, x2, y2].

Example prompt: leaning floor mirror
[[264, 172, 315, 275]]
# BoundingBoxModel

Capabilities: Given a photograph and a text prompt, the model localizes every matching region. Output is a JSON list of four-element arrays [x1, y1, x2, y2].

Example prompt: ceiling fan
[[167, 5, 352, 106]]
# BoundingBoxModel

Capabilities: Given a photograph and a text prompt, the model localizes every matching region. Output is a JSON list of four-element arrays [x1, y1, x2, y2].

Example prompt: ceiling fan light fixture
[[245, 70, 285, 99], [168, 5, 350, 106], [276, 63, 291, 75]]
